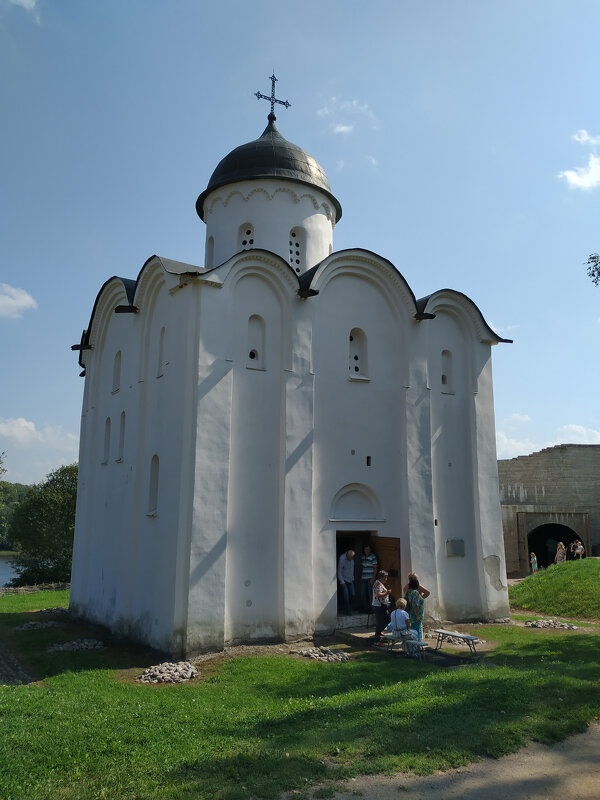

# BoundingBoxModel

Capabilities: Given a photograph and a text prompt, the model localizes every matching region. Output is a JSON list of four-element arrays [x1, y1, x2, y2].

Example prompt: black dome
[[196, 114, 342, 222]]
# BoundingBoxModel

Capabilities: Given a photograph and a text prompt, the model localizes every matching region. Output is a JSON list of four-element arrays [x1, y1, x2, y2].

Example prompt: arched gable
[[308, 249, 418, 323], [306, 249, 416, 387], [330, 483, 384, 522], [219, 250, 296, 371], [135, 262, 168, 383], [85, 277, 134, 401], [421, 289, 510, 345]]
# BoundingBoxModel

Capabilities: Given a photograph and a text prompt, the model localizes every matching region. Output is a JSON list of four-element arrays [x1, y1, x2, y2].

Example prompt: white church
[[70, 82, 511, 656]]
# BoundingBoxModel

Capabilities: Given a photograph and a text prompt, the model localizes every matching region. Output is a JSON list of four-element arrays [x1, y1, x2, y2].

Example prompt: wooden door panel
[[372, 537, 402, 602]]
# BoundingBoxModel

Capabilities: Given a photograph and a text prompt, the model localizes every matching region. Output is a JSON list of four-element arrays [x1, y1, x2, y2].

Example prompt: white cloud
[[496, 422, 600, 460], [336, 159, 345, 171], [2, 0, 40, 22], [10, 0, 36, 10], [495, 431, 539, 459], [367, 155, 378, 168], [556, 424, 600, 444], [572, 129, 600, 146], [332, 124, 354, 135], [0, 417, 79, 484], [0, 417, 38, 446], [504, 413, 531, 425], [0, 283, 38, 318], [337, 99, 378, 124], [558, 153, 600, 189], [0, 417, 78, 451], [317, 96, 379, 133]]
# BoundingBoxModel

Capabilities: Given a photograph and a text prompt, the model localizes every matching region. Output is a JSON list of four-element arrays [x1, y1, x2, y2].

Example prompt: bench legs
[[433, 632, 478, 657]]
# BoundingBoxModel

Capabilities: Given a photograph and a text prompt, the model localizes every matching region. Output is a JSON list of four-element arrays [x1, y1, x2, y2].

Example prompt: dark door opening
[[527, 523, 578, 568], [336, 531, 372, 615], [336, 532, 402, 615]]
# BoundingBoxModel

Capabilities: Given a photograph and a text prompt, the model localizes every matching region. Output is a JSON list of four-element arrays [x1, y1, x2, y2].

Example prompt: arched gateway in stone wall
[[498, 444, 600, 575]]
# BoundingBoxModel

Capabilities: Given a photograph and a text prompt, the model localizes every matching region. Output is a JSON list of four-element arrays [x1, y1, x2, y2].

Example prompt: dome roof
[[196, 113, 342, 222]]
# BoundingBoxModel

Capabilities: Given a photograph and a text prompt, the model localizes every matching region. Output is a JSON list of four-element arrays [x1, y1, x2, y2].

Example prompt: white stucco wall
[[310, 258, 410, 631], [202, 179, 334, 272], [71, 264, 200, 654]]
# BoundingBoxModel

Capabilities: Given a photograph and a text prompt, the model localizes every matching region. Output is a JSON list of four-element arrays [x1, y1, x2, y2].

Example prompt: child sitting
[[390, 598, 419, 655]]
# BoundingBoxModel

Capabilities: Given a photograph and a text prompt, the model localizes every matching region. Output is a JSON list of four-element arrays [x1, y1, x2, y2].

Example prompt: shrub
[[8, 464, 77, 585]]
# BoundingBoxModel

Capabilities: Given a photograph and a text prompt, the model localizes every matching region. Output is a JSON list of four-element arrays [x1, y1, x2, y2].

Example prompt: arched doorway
[[527, 523, 577, 568], [330, 483, 391, 618]]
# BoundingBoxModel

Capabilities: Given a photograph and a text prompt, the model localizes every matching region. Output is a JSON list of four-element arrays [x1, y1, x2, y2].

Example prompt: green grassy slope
[[509, 559, 600, 619]]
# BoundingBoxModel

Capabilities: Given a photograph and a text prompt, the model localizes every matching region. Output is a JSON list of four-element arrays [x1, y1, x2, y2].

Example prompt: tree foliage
[[0, 451, 33, 550], [8, 464, 78, 585], [586, 253, 600, 286], [0, 480, 33, 550]]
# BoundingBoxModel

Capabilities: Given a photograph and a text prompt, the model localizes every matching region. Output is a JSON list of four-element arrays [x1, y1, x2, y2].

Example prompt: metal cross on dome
[[255, 73, 291, 116]]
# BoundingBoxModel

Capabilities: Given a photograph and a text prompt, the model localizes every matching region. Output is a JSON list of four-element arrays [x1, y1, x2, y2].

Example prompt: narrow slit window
[[288, 227, 306, 274], [441, 349, 453, 393], [157, 326, 166, 378], [239, 223, 254, 251], [205, 235, 214, 269], [148, 454, 159, 516], [102, 417, 111, 464], [247, 314, 266, 370], [116, 411, 125, 462], [348, 327, 368, 378], [112, 351, 121, 393]]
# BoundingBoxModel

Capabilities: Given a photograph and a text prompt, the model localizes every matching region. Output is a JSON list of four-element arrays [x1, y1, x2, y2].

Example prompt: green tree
[[0, 480, 33, 550], [8, 464, 78, 586], [586, 253, 600, 286]]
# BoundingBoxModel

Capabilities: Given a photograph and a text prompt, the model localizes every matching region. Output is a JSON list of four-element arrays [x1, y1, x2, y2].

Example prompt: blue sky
[[1, 0, 599, 484]]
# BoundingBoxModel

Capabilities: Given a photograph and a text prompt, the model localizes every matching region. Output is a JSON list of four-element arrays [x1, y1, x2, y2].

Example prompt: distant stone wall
[[498, 444, 600, 575]]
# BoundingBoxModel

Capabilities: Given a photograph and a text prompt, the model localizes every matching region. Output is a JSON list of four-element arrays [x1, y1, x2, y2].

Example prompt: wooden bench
[[386, 635, 430, 661], [432, 629, 479, 656]]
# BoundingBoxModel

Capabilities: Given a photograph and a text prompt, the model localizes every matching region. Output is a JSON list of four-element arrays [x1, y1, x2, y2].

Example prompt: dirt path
[[327, 722, 600, 800]]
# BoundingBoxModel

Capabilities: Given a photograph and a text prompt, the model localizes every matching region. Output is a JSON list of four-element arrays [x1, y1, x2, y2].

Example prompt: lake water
[[0, 555, 17, 587]]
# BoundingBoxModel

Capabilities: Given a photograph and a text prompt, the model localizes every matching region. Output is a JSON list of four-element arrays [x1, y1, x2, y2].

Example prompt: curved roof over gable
[[298, 248, 420, 316], [71, 257, 178, 371], [418, 290, 512, 344], [73, 249, 510, 375]]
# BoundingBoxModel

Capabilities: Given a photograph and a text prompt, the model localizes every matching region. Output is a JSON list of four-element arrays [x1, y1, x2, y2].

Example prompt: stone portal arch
[[527, 523, 578, 568], [330, 483, 384, 522], [519, 512, 590, 570]]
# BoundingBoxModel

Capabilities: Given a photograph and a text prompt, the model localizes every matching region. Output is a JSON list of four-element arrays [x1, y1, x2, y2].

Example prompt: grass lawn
[[0, 591, 599, 800], [509, 559, 600, 619]]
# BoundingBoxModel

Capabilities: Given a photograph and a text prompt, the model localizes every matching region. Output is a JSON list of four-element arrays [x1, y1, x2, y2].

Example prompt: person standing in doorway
[[337, 550, 355, 615], [360, 545, 378, 613], [372, 570, 391, 645]]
